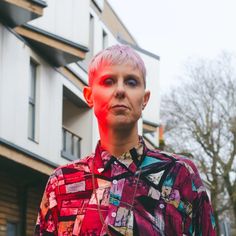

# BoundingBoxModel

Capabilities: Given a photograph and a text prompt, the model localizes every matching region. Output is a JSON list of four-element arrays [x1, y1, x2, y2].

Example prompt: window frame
[[102, 29, 108, 49], [6, 221, 19, 236], [28, 58, 38, 142]]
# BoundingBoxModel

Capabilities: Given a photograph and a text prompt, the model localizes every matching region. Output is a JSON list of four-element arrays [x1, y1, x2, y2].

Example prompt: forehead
[[99, 62, 141, 75], [91, 62, 144, 84]]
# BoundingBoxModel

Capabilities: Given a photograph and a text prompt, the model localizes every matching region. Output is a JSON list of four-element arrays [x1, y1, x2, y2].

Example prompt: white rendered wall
[[90, 8, 117, 56], [29, 0, 90, 47], [0, 25, 93, 166], [91, 10, 104, 56], [0, 26, 29, 146], [0, 26, 61, 164], [139, 52, 160, 125]]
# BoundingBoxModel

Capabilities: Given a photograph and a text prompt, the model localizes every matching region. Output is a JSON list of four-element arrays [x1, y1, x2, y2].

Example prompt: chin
[[97, 114, 140, 130], [110, 119, 137, 131]]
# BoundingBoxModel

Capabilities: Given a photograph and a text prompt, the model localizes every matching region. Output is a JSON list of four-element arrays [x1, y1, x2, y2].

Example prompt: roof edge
[[118, 36, 160, 60], [0, 137, 58, 168], [30, 0, 47, 8]]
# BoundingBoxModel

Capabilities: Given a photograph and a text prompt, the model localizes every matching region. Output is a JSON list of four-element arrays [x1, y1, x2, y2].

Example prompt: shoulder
[[169, 153, 205, 192], [50, 153, 95, 181], [156, 151, 207, 198], [147, 148, 203, 184], [145, 148, 195, 167], [148, 148, 199, 171], [44, 153, 95, 195]]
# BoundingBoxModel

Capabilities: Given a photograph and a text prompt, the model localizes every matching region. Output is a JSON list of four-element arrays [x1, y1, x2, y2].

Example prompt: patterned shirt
[[35, 137, 216, 236]]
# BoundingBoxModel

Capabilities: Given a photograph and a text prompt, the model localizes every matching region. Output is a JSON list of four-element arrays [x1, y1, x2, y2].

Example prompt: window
[[7, 222, 18, 236], [89, 14, 94, 56], [28, 59, 37, 141], [102, 30, 108, 49], [78, 14, 94, 71]]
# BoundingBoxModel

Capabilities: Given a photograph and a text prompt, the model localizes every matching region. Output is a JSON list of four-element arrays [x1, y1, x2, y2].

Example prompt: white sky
[[108, 0, 236, 95]]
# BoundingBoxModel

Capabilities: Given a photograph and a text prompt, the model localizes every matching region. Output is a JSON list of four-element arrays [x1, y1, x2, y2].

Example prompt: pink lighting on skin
[[83, 62, 150, 157]]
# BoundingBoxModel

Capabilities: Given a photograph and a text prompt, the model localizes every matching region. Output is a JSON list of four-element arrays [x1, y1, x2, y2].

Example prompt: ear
[[83, 86, 93, 108], [142, 90, 150, 110]]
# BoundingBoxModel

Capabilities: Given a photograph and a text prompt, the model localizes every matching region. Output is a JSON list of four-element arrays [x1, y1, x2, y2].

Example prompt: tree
[[161, 52, 236, 235]]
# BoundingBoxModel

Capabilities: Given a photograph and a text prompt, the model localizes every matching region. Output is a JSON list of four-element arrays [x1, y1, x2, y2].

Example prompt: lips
[[111, 104, 129, 109]]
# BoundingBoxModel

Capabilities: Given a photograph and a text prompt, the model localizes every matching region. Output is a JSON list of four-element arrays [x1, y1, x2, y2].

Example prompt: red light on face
[[84, 63, 150, 133]]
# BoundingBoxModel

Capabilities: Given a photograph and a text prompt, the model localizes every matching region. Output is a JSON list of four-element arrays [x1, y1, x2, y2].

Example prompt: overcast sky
[[108, 0, 236, 95]]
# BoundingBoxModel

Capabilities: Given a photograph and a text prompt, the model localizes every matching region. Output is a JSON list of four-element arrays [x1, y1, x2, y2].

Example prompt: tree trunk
[[211, 187, 220, 235], [224, 174, 236, 229]]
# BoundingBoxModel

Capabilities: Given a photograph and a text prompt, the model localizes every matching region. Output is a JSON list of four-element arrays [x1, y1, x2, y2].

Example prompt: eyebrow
[[98, 73, 141, 80]]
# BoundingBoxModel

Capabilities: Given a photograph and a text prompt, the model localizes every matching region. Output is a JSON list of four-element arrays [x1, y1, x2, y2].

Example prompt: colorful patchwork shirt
[[35, 137, 216, 236]]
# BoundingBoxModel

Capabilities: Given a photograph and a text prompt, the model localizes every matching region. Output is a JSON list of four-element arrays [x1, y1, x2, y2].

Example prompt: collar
[[92, 136, 147, 174]]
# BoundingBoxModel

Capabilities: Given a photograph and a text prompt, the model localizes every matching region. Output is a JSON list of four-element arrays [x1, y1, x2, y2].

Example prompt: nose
[[114, 80, 125, 99]]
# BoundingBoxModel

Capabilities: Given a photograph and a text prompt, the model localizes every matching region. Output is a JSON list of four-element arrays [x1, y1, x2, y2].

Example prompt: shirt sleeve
[[179, 158, 216, 236], [35, 173, 59, 236]]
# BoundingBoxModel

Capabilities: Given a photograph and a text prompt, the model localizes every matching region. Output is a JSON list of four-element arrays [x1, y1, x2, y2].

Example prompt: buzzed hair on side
[[88, 44, 146, 87]]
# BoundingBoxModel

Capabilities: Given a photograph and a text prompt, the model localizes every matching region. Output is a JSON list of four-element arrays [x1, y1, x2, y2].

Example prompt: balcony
[[0, 0, 47, 28], [62, 86, 92, 160], [143, 119, 159, 149], [61, 126, 82, 161], [143, 119, 159, 134]]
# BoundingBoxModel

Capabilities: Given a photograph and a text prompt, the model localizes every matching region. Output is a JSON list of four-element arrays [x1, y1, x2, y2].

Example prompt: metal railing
[[61, 126, 82, 160]]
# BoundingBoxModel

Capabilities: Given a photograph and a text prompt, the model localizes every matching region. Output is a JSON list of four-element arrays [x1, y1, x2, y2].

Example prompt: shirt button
[[159, 203, 165, 209], [111, 212, 117, 217], [112, 179, 118, 184]]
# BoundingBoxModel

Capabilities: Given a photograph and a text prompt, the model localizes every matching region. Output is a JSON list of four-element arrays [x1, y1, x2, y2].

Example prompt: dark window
[[28, 59, 37, 140], [7, 222, 18, 236], [89, 14, 94, 56], [102, 30, 108, 49]]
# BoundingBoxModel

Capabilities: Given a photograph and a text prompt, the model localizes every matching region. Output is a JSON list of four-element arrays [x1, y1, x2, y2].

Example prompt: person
[[35, 45, 216, 236]]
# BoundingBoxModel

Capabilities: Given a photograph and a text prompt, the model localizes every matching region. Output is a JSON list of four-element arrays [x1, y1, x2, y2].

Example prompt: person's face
[[83, 63, 150, 130]]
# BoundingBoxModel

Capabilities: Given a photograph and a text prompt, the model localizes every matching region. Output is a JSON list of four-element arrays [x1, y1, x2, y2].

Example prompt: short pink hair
[[88, 44, 146, 87]]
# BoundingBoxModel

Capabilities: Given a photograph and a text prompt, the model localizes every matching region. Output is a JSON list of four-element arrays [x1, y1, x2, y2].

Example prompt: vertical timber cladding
[[0, 172, 20, 236], [26, 186, 45, 236], [0, 157, 48, 236]]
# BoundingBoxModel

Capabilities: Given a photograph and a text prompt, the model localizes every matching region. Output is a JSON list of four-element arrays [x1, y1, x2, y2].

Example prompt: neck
[[99, 124, 139, 157]]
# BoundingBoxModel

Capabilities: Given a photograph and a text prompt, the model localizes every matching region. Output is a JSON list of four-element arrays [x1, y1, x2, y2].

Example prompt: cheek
[[132, 95, 145, 115], [133, 94, 145, 108], [93, 93, 109, 114], [130, 99, 144, 118]]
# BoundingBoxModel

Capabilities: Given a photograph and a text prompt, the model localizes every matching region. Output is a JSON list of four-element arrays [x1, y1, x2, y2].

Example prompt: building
[[0, 0, 160, 235]]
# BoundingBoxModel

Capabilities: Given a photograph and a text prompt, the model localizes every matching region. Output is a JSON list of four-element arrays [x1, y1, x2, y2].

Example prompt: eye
[[102, 78, 114, 86], [125, 78, 138, 87]]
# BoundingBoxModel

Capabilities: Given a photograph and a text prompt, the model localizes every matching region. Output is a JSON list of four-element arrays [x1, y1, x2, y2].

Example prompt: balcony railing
[[61, 126, 82, 161]]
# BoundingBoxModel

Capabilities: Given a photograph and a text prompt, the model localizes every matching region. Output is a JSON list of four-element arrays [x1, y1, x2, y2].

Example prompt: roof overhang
[[14, 24, 89, 67], [0, 0, 47, 27], [63, 85, 88, 108]]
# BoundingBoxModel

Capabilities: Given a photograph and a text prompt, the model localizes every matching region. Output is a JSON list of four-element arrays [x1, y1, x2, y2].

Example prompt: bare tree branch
[[161, 52, 236, 228]]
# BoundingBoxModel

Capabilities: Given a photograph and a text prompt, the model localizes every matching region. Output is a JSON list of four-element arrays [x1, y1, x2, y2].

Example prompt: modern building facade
[[0, 1, 160, 235]]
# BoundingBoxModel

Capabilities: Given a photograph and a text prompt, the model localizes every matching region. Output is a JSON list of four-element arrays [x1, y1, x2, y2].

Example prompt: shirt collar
[[93, 136, 146, 174]]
